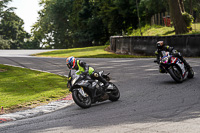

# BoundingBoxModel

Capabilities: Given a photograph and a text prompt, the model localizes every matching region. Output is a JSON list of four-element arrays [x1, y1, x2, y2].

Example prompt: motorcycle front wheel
[[168, 65, 183, 83], [72, 89, 92, 108], [108, 83, 120, 101]]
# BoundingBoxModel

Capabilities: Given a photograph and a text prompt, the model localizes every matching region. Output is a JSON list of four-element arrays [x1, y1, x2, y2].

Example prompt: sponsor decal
[[171, 57, 177, 63]]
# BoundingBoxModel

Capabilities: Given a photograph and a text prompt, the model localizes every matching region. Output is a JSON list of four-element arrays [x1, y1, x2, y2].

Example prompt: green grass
[[130, 25, 175, 36], [33, 45, 151, 58], [130, 23, 200, 36], [0, 64, 69, 113]]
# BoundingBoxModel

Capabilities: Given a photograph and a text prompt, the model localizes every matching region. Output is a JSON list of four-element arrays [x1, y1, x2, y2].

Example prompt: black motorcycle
[[68, 70, 120, 108], [154, 51, 194, 83]]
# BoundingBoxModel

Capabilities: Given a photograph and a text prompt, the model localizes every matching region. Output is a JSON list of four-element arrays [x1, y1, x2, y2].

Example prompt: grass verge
[[0, 64, 69, 114], [130, 25, 175, 36], [33, 45, 153, 58], [129, 23, 200, 36]]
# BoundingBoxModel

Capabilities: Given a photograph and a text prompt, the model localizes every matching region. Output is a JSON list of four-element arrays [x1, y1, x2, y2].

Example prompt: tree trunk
[[168, 0, 188, 34], [179, 0, 185, 12], [189, 0, 193, 15]]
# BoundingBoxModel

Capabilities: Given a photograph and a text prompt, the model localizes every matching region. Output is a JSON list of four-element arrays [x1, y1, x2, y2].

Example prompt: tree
[[189, 0, 193, 15], [34, 0, 170, 48], [179, 0, 185, 12], [0, 12, 28, 49], [0, 0, 14, 14], [32, 0, 74, 49], [0, 0, 30, 49], [184, 0, 200, 22], [168, 0, 188, 34], [0, 37, 10, 49]]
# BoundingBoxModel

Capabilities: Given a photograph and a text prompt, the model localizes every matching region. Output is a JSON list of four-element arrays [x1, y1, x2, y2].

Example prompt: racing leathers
[[67, 60, 109, 89], [155, 45, 191, 73]]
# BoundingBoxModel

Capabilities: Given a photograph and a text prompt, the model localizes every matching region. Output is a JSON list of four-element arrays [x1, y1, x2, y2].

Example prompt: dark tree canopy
[[32, 0, 166, 48], [1, 0, 200, 49], [0, 0, 30, 49]]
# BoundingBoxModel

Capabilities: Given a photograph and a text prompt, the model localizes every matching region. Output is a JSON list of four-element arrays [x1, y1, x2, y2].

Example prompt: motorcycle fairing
[[160, 51, 170, 64], [176, 60, 187, 77], [170, 57, 178, 64], [76, 80, 100, 99], [161, 55, 169, 64], [169, 57, 186, 78], [77, 80, 90, 87]]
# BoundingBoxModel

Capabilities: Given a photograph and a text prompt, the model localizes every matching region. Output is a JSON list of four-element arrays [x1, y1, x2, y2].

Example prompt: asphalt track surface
[[0, 50, 200, 133]]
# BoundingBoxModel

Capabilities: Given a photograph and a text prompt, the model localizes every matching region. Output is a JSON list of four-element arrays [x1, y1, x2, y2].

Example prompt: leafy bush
[[0, 39, 10, 49], [182, 12, 194, 30]]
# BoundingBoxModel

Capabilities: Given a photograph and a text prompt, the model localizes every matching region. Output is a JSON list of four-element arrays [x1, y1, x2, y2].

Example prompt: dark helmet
[[156, 41, 164, 50], [66, 56, 76, 69]]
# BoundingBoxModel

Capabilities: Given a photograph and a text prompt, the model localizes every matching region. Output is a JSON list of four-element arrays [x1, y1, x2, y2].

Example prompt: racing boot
[[97, 75, 109, 91], [179, 56, 191, 69], [184, 60, 191, 69], [159, 66, 166, 73]]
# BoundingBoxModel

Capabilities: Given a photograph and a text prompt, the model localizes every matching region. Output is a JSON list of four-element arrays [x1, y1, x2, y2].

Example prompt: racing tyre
[[187, 67, 194, 79], [72, 89, 91, 108], [108, 83, 120, 101], [168, 65, 183, 83]]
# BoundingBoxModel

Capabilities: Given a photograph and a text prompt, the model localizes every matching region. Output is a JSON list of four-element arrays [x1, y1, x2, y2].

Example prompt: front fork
[[75, 87, 88, 98]]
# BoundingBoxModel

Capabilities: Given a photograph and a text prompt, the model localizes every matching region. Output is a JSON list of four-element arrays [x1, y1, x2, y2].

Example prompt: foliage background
[[0, 0, 200, 49]]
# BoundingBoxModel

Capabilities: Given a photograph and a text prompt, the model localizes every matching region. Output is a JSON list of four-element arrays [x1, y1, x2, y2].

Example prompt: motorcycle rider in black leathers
[[155, 41, 191, 73]]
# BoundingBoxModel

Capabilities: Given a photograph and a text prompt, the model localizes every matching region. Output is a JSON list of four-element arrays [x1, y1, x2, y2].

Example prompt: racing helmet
[[66, 56, 76, 69], [156, 41, 164, 50]]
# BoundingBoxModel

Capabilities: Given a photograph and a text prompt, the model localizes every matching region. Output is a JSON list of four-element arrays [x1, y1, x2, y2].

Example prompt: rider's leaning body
[[155, 44, 173, 62], [66, 56, 109, 89], [72, 59, 94, 75], [155, 41, 191, 73]]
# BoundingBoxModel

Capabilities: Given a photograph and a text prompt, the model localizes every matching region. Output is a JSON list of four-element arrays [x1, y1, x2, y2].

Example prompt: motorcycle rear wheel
[[108, 83, 120, 101], [168, 65, 183, 83], [72, 89, 91, 108], [187, 67, 194, 79]]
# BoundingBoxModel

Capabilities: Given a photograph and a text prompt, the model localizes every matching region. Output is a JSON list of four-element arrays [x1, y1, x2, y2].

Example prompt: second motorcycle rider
[[155, 41, 191, 73]]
